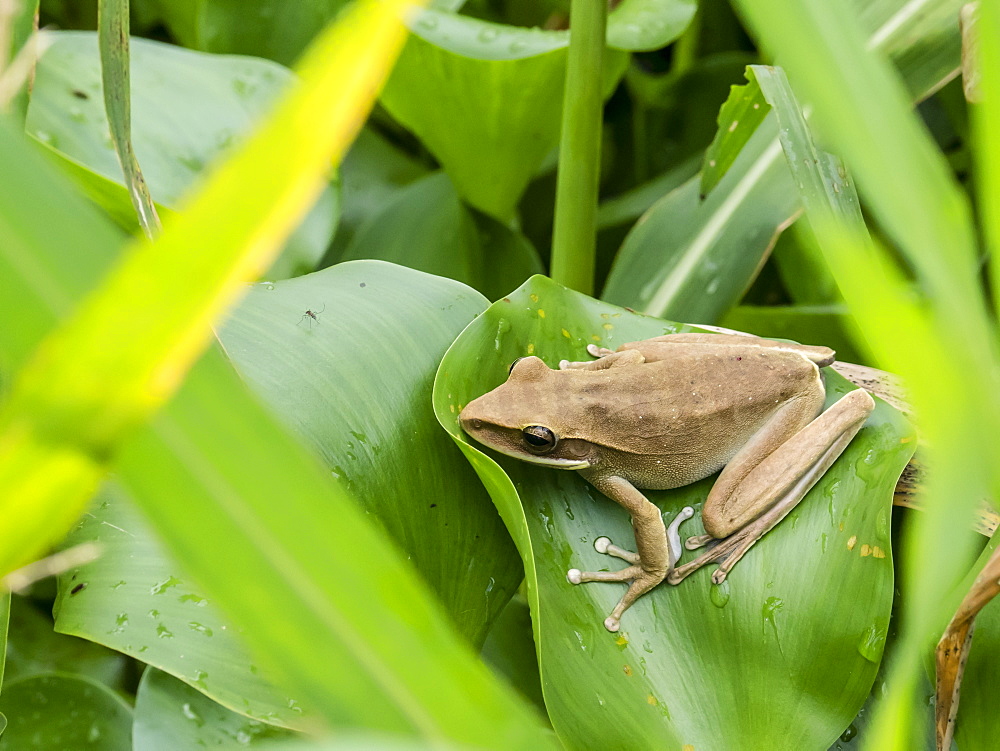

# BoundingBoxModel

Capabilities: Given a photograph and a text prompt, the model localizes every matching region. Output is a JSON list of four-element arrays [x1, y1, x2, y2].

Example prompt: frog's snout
[[458, 409, 484, 436]]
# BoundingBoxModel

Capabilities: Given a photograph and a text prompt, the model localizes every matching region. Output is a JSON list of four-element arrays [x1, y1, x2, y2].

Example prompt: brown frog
[[459, 333, 874, 631]]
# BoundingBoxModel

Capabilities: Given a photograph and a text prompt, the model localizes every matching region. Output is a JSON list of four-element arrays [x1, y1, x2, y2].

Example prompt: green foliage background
[[0, 0, 996, 749]]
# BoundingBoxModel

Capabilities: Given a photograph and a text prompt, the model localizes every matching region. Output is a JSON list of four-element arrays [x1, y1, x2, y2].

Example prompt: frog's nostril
[[461, 416, 483, 431]]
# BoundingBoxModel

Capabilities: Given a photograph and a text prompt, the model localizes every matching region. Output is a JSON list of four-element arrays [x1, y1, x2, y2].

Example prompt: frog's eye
[[508, 357, 525, 375], [522, 425, 557, 453]]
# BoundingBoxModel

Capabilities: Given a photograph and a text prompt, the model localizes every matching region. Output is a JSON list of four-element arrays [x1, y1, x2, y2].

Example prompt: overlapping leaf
[[0, 673, 132, 750], [434, 276, 914, 749], [340, 173, 543, 300], [26, 32, 337, 278]]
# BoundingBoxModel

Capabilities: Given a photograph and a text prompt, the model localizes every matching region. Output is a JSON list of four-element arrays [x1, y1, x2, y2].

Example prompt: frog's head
[[459, 356, 594, 470]]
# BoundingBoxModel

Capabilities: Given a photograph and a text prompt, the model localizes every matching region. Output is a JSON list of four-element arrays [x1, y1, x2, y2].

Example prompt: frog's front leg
[[668, 388, 875, 585], [566, 474, 687, 632]]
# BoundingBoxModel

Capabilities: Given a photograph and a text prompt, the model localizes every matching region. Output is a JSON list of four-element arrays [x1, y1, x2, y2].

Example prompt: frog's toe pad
[[567, 569, 583, 585], [604, 615, 621, 632], [594, 536, 612, 554]]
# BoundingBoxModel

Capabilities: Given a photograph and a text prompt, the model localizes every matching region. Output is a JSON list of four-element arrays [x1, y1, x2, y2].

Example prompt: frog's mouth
[[483, 442, 591, 470]]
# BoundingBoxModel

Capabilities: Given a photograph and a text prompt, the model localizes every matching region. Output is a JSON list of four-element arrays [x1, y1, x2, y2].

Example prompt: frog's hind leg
[[668, 388, 875, 585]]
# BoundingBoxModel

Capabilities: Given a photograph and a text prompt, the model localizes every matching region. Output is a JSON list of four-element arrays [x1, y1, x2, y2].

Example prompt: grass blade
[[0, 0, 416, 574], [98, 0, 161, 237]]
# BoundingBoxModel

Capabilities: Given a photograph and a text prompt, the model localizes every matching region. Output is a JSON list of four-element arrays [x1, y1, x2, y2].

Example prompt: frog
[[459, 332, 875, 632]]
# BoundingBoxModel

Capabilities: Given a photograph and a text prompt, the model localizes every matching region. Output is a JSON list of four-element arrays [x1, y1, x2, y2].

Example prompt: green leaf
[[0, 593, 7, 692], [700, 66, 771, 198], [602, 116, 798, 323], [217, 260, 523, 644], [133, 667, 295, 748], [434, 276, 915, 749], [6, 595, 127, 688], [340, 173, 544, 301], [626, 52, 757, 183], [0, 673, 132, 750], [113, 268, 551, 743], [151, 0, 352, 66], [26, 31, 337, 278], [725, 3, 998, 746], [606, 0, 697, 52], [330, 127, 429, 259], [379, 11, 628, 219], [596, 155, 701, 230], [55, 486, 307, 727]]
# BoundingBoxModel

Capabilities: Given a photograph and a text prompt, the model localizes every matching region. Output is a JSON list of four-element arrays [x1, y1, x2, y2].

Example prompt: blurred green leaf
[[150, 0, 352, 66], [434, 275, 914, 749], [6, 595, 127, 688], [952, 536, 1000, 750], [26, 32, 338, 278], [726, 2, 997, 747], [133, 667, 295, 748], [340, 173, 543, 301], [606, 0, 697, 51], [0, 0, 38, 121], [772, 228, 843, 305], [379, 10, 628, 219], [217, 260, 523, 643], [700, 66, 770, 198], [0, 673, 132, 750], [0, 593, 7, 691], [56, 486, 307, 727]]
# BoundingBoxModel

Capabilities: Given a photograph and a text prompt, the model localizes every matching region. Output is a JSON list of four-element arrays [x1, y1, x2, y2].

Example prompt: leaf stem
[[550, 0, 606, 295]]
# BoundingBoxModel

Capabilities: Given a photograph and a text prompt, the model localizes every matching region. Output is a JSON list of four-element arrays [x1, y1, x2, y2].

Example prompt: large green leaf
[[340, 173, 544, 300], [26, 31, 337, 278], [434, 276, 914, 749], [379, 11, 629, 219], [133, 667, 294, 749], [216, 260, 523, 644], [55, 485, 308, 728], [0, 673, 132, 750]]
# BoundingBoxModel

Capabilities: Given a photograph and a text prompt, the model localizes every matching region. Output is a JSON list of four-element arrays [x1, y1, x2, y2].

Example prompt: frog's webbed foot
[[684, 533, 715, 550], [667, 499, 793, 585], [566, 508, 695, 632], [567, 562, 660, 632]]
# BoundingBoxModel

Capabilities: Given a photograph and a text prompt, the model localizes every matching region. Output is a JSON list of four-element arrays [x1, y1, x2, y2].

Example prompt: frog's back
[[569, 345, 824, 488]]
